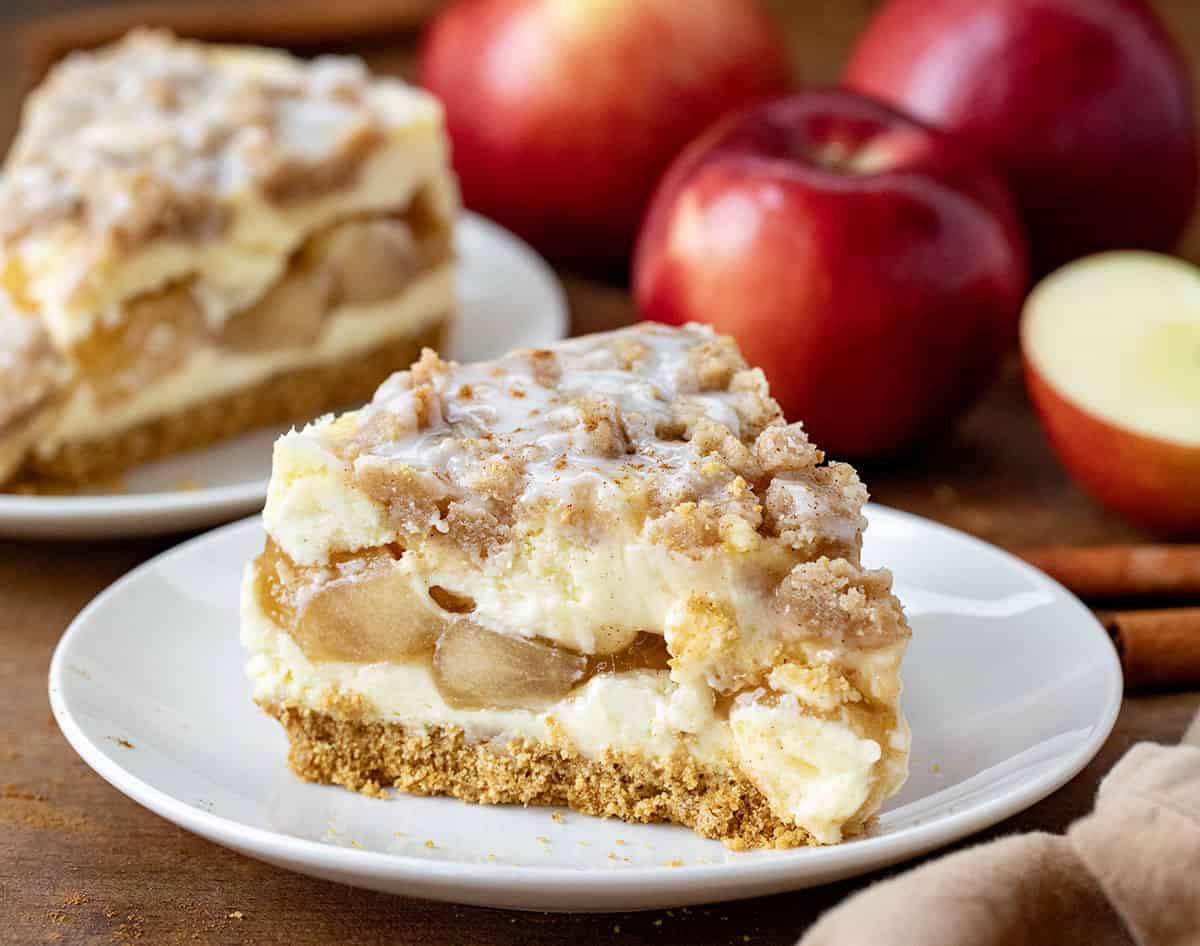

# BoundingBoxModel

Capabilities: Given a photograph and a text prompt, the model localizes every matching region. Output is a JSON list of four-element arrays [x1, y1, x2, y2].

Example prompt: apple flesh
[[1022, 251, 1200, 534], [634, 89, 1028, 459], [844, 0, 1198, 276], [418, 0, 791, 270]]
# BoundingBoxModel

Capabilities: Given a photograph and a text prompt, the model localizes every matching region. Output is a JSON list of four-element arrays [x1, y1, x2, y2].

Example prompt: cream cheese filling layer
[[240, 567, 906, 844], [37, 263, 452, 454]]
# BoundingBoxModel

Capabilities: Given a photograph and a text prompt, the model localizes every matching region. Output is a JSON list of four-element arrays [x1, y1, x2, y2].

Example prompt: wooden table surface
[[2, 2, 1200, 944]]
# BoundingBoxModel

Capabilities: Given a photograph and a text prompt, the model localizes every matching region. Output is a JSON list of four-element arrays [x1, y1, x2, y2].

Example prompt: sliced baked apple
[[433, 621, 587, 710]]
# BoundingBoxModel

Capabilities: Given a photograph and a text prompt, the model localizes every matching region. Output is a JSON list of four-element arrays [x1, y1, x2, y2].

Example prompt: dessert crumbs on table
[[2, 784, 46, 801], [0, 798, 99, 836]]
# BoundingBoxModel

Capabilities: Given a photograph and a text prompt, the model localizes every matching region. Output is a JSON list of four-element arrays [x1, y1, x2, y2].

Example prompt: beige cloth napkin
[[801, 711, 1200, 946]]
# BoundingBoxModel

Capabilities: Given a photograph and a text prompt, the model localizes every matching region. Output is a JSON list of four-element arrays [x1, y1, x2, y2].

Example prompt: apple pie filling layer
[[23, 209, 452, 459], [244, 526, 910, 843]]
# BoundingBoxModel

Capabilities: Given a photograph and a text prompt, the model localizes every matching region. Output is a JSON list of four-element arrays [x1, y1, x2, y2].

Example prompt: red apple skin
[[1025, 361, 1200, 534], [634, 90, 1028, 459], [418, 0, 791, 270], [844, 0, 1198, 276]]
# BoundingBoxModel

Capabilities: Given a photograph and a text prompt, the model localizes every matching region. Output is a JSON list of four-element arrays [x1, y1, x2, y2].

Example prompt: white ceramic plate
[[49, 506, 1122, 912], [1, 212, 567, 540]]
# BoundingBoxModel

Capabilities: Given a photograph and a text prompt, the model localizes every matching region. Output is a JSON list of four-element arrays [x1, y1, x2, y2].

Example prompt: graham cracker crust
[[265, 700, 818, 850], [9, 319, 447, 491]]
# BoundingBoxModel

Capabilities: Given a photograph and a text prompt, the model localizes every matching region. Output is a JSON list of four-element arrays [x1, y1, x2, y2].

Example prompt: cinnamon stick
[[1014, 544, 1200, 600], [20, 0, 443, 87], [1100, 608, 1200, 690]]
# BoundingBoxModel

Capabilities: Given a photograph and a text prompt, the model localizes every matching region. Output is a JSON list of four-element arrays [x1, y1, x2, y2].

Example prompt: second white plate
[[49, 506, 1122, 912], [0, 212, 567, 539]]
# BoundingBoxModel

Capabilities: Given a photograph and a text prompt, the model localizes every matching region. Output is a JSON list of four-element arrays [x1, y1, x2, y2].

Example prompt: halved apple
[[1022, 251, 1200, 534]]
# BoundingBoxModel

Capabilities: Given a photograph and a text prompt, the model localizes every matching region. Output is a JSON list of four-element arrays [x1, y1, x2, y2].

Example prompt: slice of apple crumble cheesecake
[[242, 323, 910, 848], [0, 30, 456, 488]]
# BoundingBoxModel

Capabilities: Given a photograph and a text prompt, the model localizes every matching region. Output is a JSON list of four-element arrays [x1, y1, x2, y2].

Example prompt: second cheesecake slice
[[0, 30, 457, 488]]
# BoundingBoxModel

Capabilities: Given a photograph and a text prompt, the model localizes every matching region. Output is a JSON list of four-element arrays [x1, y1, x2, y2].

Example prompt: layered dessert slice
[[0, 30, 456, 489], [242, 323, 910, 848]]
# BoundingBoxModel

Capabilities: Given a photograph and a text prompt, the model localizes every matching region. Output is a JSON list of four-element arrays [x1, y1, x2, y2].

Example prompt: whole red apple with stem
[[419, 0, 792, 270], [1023, 251, 1200, 534], [844, 0, 1197, 276], [634, 90, 1028, 459]]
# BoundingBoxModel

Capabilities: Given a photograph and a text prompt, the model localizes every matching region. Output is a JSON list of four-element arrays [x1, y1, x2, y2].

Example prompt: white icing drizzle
[[773, 479, 863, 548], [348, 323, 748, 508]]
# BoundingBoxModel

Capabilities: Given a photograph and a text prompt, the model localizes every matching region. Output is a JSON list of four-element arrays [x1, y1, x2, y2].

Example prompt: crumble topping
[[0, 30, 429, 251], [323, 322, 868, 561], [774, 558, 907, 650]]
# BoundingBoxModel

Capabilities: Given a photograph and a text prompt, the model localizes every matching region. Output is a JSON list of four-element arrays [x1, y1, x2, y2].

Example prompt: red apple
[[844, 0, 1198, 276], [418, 0, 791, 269], [634, 89, 1028, 458], [1022, 251, 1200, 534]]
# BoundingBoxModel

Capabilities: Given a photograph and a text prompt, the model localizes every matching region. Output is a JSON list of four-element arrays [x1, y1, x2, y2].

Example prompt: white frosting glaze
[[772, 479, 862, 549], [372, 324, 737, 451]]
